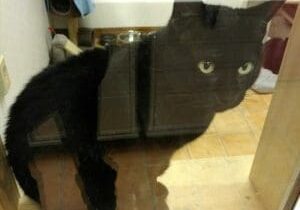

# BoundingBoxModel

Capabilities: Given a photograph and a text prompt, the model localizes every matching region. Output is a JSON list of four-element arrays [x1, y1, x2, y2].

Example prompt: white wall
[[80, 1, 173, 28], [50, 0, 267, 29], [0, 0, 51, 139], [51, 1, 174, 28]]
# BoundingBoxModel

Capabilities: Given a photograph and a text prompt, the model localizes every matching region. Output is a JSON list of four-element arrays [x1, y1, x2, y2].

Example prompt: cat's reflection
[[9, 1, 283, 210], [107, 2, 283, 208], [106, 135, 200, 210]]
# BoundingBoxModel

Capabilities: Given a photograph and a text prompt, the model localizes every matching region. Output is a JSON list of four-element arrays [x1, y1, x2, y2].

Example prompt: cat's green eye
[[198, 61, 215, 74], [238, 62, 254, 75]]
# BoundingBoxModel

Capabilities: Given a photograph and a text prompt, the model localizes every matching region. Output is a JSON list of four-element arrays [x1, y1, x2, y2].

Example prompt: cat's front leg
[[75, 144, 117, 210], [59, 110, 117, 209]]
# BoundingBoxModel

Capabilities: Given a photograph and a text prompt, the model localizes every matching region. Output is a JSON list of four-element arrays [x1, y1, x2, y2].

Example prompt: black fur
[[5, 48, 117, 210], [4, 2, 284, 210]]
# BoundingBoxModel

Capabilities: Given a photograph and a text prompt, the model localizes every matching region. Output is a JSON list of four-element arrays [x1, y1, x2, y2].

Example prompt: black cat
[[5, 48, 117, 210], [138, 1, 284, 137], [4, 1, 283, 210]]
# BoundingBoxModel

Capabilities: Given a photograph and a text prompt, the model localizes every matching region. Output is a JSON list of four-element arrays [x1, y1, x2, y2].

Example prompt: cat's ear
[[202, 4, 220, 28], [171, 2, 220, 28], [172, 2, 206, 18], [247, 0, 285, 22]]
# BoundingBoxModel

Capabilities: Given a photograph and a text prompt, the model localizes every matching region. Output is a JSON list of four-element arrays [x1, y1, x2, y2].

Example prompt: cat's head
[[168, 1, 284, 111]]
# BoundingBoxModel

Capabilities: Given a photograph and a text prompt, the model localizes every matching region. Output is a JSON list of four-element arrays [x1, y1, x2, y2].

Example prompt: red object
[[282, 4, 298, 19], [263, 38, 288, 74], [263, 3, 298, 74]]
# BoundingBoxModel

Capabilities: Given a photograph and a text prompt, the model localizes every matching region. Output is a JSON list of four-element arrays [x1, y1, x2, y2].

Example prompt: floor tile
[[116, 166, 154, 210], [108, 142, 146, 167], [146, 165, 171, 210], [237, 182, 266, 210], [31, 153, 88, 210], [157, 156, 265, 210], [213, 110, 251, 134], [245, 110, 268, 131], [220, 133, 258, 156], [240, 93, 268, 114], [144, 139, 190, 166], [61, 155, 87, 210], [32, 153, 64, 210], [261, 94, 273, 107], [187, 135, 227, 159]]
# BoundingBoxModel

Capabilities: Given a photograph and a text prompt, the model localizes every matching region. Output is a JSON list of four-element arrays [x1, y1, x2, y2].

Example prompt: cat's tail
[[5, 108, 40, 202]]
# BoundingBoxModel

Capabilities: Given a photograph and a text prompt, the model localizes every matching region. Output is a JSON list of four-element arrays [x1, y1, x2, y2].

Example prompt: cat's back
[[9, 58, 89, 119]]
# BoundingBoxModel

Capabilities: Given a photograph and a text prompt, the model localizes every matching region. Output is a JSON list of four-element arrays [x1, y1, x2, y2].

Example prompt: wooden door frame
[[250, 4, 300, 210], [0, 137, 19, 210]]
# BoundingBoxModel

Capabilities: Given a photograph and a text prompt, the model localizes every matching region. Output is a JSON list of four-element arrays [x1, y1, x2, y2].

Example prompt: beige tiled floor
[[158, 156, 265, 210], [19, 91, 272, 210]]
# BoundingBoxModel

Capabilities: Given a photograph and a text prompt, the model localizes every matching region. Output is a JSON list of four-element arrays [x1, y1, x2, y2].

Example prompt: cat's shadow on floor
[[105, 134, 200, 210]]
